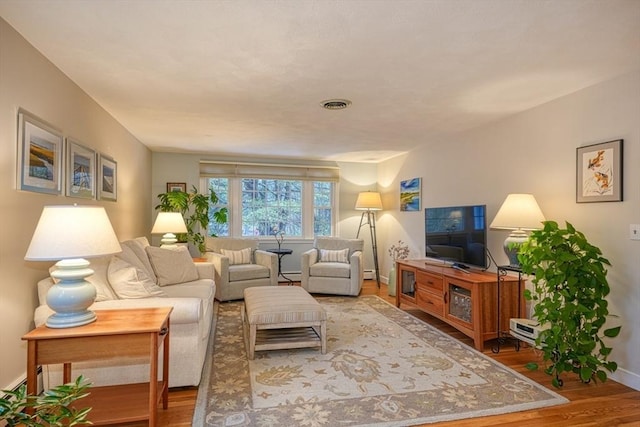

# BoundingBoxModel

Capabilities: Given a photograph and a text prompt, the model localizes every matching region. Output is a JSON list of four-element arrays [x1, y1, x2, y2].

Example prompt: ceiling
[[1, 0, 639, 163]]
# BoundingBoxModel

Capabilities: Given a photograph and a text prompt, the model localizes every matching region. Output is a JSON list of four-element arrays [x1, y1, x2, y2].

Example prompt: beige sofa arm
[[301, 248, 319, 290], [350, 250, 364, 294], [195, 261, 215, 280], [204, 252, 229, 289], [255, 250, 278, 285]]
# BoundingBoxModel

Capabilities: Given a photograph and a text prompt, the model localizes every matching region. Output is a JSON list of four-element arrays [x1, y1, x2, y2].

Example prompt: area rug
[[193, 296, 567, 426]]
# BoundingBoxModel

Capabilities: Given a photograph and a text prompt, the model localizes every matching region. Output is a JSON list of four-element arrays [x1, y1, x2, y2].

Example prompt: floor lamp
[[355, 191, 383, 287]]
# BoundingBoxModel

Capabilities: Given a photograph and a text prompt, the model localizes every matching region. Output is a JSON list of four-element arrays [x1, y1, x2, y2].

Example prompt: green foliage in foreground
[[518, 221, 621, 388], [0, 375, 92, 426]]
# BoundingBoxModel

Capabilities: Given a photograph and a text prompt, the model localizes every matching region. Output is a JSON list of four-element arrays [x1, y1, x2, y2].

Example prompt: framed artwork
[[98, 154, 117, 201], [17, 110, 64, 195], [400, 177, 421, 211], [167, 182, 187, 192], [576, 139, 623, 203], [66, 139, 96, 199]]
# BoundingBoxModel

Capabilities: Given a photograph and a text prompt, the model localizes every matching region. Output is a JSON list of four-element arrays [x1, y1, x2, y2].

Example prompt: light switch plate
[[630, 224, 640, 241]]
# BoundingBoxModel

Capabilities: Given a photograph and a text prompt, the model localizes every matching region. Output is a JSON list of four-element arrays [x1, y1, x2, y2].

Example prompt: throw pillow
[[221, 247, 252, 265], [119, 239, 157, 284], [107, 257, 166, 299], [145, 245, 199, 286], [319, 248, 350, 263]]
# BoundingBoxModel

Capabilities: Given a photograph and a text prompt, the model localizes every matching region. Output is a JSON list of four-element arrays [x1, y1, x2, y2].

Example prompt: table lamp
[[25, 205, 121, 328], [355, 191, 383, 287], [490, 193, 545, 267], [151, 212, 188, 247]]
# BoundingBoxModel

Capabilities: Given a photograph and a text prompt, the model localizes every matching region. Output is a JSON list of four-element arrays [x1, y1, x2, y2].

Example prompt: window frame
[[201, 177, 337, 239]]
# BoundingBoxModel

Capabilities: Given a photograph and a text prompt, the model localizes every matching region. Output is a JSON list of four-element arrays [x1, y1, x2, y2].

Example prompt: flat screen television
[[425, 204, 488, 270]]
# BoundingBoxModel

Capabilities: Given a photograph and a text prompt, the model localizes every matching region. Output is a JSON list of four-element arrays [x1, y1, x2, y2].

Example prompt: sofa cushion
[[221, 247, 252, 265], [310, 262, 351, 278], [146, 246, 199, 286], [108, 257, 166, 298], [319, 248, 349, 263], [119, 238, 157, 284], [228, 263, 270, 281]]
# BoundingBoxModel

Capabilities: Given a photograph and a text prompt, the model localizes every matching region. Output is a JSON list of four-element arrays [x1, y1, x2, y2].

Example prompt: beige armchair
[[301, 237, 364, 296], [204, 237, 278, 301]]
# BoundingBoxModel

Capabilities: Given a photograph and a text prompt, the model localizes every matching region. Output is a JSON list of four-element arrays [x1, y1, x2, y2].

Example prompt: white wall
[[0, 19, 152, 389], [151, 153, 378, 273], [377, 70, 640, 390]]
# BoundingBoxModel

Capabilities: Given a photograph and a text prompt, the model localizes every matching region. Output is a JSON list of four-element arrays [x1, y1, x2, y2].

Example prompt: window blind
[[199, 160, 340, 182]]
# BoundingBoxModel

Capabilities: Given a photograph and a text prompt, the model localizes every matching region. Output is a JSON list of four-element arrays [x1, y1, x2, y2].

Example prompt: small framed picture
[[66, 139, 96, 199], [17, 110, 64, 195], [98, 154, 117, 201], [167, 182, 186, 192], [400, 177, 421, 211], [576, 139, 623, 203]]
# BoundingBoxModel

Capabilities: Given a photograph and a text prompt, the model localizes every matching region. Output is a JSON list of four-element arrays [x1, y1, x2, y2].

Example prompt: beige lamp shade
[[25, 205, 121, 260], [490, 194, 545, 231], [355, 191, 383, 211], [151, 212, 188, 234]]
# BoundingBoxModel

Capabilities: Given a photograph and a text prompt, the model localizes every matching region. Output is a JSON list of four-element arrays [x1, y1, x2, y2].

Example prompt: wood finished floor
[[121, 280, 640, 427]]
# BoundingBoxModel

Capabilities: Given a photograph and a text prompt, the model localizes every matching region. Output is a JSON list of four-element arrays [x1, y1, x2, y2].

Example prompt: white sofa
[[34, 237, 215, 389]]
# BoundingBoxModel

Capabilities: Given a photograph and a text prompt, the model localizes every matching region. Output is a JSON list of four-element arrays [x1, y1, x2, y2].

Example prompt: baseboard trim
[[610, 367, 640, 391]]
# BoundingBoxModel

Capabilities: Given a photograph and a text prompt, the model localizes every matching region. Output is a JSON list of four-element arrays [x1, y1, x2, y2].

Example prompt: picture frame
[[66, 139, 96, 199], [98, 154, 117, 201], [576, 139, 623, 203], [167, 182, 187, 192], [400, 177, 421, 211], [17, 110, 64, 195]]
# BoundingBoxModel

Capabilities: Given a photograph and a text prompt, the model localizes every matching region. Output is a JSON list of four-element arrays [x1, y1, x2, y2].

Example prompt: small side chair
[[204, 237, 277, 301], [301, 237, 364, 296]]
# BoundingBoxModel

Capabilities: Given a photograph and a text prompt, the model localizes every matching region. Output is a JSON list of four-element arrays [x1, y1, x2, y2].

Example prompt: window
[[242, 178, 302, 236], [202, 177, 335, 238], [313, 181, 332, 236], [207, 177, 229, 237]]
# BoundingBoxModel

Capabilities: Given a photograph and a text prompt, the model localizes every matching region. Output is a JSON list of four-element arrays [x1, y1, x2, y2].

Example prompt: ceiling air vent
[[321, 99, 352, 110]]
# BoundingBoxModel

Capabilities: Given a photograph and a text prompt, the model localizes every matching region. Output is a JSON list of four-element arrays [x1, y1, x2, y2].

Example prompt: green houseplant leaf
[[0, 375, 91, 426], [155, 185, 228, 254], [518, 220, 620, 387]]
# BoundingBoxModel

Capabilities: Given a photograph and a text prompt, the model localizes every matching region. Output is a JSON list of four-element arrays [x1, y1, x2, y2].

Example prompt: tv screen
[[425, 204, 488, 269]]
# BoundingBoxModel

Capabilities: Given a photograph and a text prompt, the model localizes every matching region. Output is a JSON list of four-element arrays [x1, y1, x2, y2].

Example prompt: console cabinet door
[[397, 264, 417, 304], [444, 278, 474, 330]]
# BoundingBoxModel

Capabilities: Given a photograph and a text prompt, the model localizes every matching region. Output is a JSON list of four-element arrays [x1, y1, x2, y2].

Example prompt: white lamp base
[[503, 229, 529, 268], [47, 258, 97, 328], [160, 232, 178, 246]]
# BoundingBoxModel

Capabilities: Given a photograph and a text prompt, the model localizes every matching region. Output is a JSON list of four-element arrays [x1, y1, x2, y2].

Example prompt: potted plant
[[0, 376, 91, 426], [518, 220, 621, 388], [387, 240, 410, 296], [155, 185, 228, 255]]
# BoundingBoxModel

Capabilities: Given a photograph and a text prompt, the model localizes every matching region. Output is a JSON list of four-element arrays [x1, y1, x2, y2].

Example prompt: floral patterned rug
[[194, 296, 567, 426]]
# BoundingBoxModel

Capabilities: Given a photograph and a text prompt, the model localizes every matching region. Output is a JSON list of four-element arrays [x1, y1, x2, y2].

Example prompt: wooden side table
[[22, 307, 172, 426]]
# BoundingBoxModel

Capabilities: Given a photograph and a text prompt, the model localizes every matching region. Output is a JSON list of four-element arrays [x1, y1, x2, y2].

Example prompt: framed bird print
[[576, 139, 623, 203]]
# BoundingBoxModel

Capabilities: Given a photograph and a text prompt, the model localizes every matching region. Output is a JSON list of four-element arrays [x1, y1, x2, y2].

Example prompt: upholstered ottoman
[[242, 286, 327, 359]]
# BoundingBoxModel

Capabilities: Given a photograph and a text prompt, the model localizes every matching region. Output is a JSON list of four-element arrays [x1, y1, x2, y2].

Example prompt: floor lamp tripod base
[[357, 210, 380, 288]]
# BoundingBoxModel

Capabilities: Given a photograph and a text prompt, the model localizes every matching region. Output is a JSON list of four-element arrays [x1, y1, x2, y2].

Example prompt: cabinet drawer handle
[[159, 327, 168, 336], [443, 292, 448, 304]]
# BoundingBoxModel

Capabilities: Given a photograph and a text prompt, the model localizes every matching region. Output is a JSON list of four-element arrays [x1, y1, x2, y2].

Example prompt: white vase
[[388, 266, 396, 296]]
